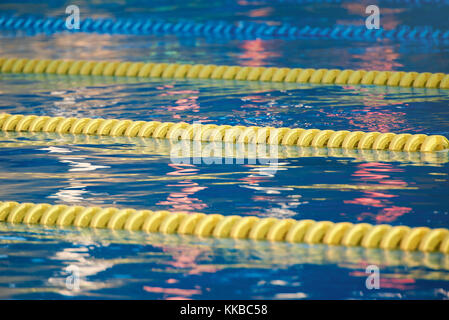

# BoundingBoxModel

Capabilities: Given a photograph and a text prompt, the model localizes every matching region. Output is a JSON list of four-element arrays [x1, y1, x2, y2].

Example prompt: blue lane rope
[[362, 0, 449, 3], [242, 0, 449, 3], [239, 0, 449, 4], [236, 0, 342, 3], [0, 14, 448, 42]]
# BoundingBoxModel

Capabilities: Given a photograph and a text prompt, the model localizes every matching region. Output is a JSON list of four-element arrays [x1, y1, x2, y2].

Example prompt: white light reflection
[[59, 157, 109, 172], [48, 178, 88, 203], [41, 146, 109, 203], [47, 247, 114, 296]]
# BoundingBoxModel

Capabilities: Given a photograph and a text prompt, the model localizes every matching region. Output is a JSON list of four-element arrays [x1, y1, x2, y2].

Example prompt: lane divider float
[[0, 14, 448, 42], [1, 57, 449, 89], [1, 113, 448, 152], [0, 201, 448, 254], [1, 131, 448, 163]]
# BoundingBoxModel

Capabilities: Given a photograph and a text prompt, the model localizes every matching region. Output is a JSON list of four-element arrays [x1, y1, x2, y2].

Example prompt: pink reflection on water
[[158, 89, 199, 96], [144, 245, 219, 299], [171, 96, 200, 113], [358, 206, 412, 223], [238, 0, 266, 7], [375, 206, 412, 223], [166, 278, 179, 284], [156, 244, 219, 276], [348, 111, 408, 133], [247, 7, 273, 18], [156, 89, 201, 117], [364, 191, 396, 198], [238, 39, 281, 67], [156, 85, 175, 90], [344, 163, 412, 223], [143, 286, 201, 297], [239, 175, 270, 184], [326, 105, 409, 133], [165, 249, 217, 274], [352, 46, 403, 71], [242, 95, 273, 103], [157, 164, 208, 211], [349, 271, 416, 290], [167, 166, 198, 176], [345, 197, 384, 208]]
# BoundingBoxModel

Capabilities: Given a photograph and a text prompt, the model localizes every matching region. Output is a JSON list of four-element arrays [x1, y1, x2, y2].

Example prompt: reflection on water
[[157, 163, 208, 211], [237, 39, 281, 67], [1, 223, 449, 299], [1, 74, 449, 136], [0, 130, 448, 227]]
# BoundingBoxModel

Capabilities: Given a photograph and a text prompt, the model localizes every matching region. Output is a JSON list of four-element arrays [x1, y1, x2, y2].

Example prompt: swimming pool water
[[0, 0, 449, 299]]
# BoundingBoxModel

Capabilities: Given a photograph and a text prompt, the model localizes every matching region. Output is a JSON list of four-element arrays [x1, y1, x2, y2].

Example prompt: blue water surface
[[0, 0, 449, 299]]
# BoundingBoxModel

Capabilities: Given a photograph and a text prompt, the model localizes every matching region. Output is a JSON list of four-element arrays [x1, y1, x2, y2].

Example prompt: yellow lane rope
[[0, 201, 448, 254], [1, 131, 448, 164], [1, 113, 448, 152], [1, 57, 449, 89]]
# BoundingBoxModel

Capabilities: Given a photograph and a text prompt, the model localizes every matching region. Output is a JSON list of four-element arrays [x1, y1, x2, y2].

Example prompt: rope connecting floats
[[1, 57, 449, 89], [1, 14, 448, 42], [0, 201, 448, 254], [1, 113, 448, 152]]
